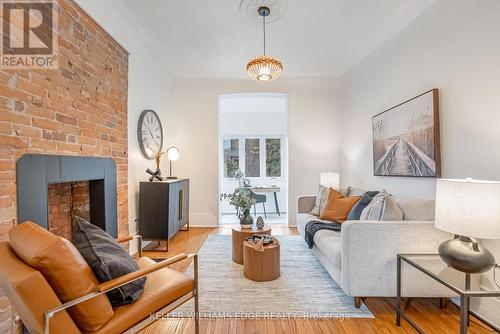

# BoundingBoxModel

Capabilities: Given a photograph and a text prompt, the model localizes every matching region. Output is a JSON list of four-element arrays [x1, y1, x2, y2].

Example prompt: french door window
[[223, 139, 239, 178], [223, 137, 283, 179]]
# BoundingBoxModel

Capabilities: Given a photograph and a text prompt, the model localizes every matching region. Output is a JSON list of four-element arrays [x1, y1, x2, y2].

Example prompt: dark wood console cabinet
[[139, 179, 189, 251]]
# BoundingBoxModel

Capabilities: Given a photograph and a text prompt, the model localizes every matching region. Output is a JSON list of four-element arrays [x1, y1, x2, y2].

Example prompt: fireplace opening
[[47, 179, 106, 239]]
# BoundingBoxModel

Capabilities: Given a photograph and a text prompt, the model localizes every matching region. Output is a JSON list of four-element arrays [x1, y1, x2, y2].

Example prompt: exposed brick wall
[[0, 0, 129, 331], [47, 181, 90, 240]]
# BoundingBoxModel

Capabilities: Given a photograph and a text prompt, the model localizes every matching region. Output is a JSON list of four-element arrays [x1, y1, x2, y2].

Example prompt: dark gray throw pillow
[[347, 191, 379, 220], [72, 216, 145, 306]]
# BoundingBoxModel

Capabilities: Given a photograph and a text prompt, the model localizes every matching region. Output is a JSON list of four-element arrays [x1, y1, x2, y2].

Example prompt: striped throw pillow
[[359, 191, 403, 221]]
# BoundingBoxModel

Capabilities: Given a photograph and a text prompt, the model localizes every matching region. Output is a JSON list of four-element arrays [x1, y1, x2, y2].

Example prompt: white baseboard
[[451, 295, 500, 329], [470, 296, 500, 328], [189, 213, 219, 227]]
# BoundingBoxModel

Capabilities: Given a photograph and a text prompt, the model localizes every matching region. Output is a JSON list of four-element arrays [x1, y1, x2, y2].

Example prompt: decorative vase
[[240, 208, 254, 228], [256, 216, 265, 229]]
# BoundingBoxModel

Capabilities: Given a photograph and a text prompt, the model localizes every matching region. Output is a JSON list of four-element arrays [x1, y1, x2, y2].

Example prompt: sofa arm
[[297, 196, 316, 214], [340, 220, 456, 297]]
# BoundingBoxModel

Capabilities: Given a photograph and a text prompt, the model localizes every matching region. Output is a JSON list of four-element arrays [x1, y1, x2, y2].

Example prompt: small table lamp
[[166, 146, 180, 179], [320, 173, 340, 189], [435, 178, 500, 273]]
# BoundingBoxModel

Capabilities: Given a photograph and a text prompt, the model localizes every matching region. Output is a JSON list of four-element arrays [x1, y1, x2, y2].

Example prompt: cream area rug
[[172, 235, 373, 319]]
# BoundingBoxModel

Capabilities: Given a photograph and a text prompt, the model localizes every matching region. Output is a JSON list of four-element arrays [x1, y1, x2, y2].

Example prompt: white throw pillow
[[310, 185, 329, 216], [359, 190, 403, 221]]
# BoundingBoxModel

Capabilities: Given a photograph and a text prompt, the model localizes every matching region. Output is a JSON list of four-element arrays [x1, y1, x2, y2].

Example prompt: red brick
[[56, 112, 78, 126], [0, 135, 27, 148], [42, 130, 67, 141], [13, 125, 41, 138], [0, 110, 30, 125], [0, 0, 129, 325], [32, 117, 60, 131]]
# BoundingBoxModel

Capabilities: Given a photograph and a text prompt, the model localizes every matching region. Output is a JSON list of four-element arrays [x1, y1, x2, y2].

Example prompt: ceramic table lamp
[[434, 178, 500, 273]]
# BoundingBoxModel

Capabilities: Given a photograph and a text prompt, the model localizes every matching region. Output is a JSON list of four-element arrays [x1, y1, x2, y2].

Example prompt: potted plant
[[220, 188, 257, 228]]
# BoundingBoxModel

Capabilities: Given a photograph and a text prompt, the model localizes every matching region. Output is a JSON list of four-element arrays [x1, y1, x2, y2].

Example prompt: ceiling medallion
[[239, 0, 287, 23], [246, 6, 283, 82]]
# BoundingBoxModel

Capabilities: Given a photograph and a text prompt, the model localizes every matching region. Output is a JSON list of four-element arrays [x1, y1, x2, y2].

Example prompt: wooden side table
[[243, 241, 280, 282], [231, 225, 271, 265]]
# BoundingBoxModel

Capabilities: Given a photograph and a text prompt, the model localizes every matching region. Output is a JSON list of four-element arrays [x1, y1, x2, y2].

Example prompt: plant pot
[[240, 208, 254, 228]]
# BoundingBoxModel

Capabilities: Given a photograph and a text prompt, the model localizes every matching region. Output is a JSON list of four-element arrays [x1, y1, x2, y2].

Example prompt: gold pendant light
[[246, 6, 283, 81]]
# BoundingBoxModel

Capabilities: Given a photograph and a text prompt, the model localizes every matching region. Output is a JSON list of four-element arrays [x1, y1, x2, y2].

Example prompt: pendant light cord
[[263, 14, 266, 55]]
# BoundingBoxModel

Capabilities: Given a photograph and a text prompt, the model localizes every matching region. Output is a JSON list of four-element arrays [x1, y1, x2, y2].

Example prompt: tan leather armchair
[[0, 233, 199, 334]]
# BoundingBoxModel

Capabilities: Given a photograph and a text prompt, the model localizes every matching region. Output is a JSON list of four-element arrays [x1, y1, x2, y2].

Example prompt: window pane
[[266, 138, 281, 177], [245, 139, 260, 177], [223, 139, 239, 178]]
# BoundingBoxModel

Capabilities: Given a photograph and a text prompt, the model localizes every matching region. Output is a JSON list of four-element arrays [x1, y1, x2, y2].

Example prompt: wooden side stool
[[243, 240, 280, 282]]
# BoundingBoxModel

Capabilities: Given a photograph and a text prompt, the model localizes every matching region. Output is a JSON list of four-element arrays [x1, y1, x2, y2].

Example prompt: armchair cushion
[[0, 241, 80, 334], [8, 222, 113, 332], [92, 257, 195, 334], [72, 216, 146, 306]]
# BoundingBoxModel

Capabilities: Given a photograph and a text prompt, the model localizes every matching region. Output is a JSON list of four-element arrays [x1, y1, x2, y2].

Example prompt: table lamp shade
[[435, 178, 500, 239], [320, 173, 340, 189], [167, 146, 179, 161]]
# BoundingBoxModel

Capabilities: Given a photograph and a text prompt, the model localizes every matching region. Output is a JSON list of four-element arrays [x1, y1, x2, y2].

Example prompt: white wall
[[168, 78, 342, 227], [340, 0, 500, 325], [220, 94, 288, 137], [74, 1, 174, 252]]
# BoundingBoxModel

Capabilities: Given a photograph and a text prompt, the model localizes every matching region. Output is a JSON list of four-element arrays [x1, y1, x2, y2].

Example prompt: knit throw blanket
[[304, 221, 342, 249]]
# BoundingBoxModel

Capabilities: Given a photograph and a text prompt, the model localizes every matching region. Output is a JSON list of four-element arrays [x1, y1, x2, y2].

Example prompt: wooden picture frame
[[372, 89, 441, 177]]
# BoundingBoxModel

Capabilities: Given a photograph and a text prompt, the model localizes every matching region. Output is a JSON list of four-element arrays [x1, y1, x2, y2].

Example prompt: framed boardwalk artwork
[[372, 89, 441, 177]]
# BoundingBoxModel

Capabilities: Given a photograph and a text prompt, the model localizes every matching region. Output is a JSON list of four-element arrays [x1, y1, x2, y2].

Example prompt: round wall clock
[[137, 109, 163, 159]]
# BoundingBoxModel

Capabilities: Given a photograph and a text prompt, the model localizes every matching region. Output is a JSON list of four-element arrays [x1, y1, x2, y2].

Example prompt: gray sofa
[[296, 191, 466, 306]]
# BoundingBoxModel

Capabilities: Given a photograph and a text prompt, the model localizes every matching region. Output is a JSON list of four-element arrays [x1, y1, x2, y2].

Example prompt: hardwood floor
[[140, 226, 495, 334]]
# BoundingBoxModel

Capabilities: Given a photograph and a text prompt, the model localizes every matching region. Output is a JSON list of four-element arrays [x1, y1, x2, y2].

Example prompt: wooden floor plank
[[139, 226, 493, 334]]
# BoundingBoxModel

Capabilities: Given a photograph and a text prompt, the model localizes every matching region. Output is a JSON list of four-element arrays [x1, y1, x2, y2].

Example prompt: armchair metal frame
[[43, 235, 199, 334]]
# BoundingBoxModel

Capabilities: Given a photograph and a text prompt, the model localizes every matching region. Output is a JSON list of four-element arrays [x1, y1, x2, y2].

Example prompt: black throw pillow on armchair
[[71, 216, 146, 306]]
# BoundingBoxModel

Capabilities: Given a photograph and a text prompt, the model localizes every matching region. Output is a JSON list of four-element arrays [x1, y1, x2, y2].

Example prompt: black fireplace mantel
[[16, 154, 118, 237]]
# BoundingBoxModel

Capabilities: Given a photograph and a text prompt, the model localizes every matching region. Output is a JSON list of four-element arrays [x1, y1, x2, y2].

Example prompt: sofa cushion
[[9, 222, 114, 332], [319, 189, 361, 222], [397, 198, 435, 221], [311, 230, 342, 270], [360, 191, 404, 221], [72, 216, 146, 306]]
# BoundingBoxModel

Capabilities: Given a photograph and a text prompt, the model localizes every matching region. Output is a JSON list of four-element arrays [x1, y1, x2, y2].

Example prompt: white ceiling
[[119, 0, 437, 78]]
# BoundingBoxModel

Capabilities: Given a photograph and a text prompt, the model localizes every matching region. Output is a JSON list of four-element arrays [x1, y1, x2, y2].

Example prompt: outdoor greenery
[[224, 139, 239, 177], [245, 139, 260, 177], [266, 138, 281, 177]]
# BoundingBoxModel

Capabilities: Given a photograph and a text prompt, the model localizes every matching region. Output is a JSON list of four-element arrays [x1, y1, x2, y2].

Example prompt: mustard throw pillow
[[319, 189, 362, 222]]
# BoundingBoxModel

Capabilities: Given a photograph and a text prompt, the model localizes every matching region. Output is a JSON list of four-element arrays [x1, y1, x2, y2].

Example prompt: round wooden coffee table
[[243, 240, 280, 282], [231, 224, 271, 265]]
